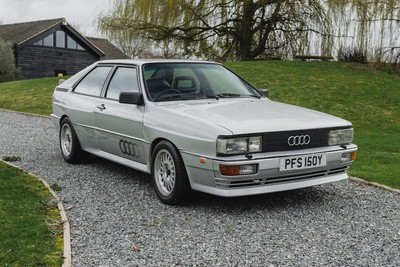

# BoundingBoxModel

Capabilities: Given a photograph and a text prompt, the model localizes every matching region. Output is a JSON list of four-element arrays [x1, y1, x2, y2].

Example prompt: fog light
[[219, 164, 258, 176], [240, 165, 258, 175], [341, 151, 357, 163]]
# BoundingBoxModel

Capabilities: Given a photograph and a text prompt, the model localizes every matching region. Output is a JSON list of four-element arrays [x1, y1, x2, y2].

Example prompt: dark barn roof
[[0, 18, 64, 45], [87, 37, 129, 60]]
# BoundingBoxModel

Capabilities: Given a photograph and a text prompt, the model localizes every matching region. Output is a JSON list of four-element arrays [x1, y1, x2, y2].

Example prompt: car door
[[94, 66, 146, 164], [67, 65, 113, 152]]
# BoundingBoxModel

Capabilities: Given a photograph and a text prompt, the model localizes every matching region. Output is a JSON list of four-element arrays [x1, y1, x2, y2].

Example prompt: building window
[[77, 44, 85, 50], [33, 39, 43, 46], [33, 30, 85, 51], [43, 34, 54, 46], [56, 31, 65, 48], [67, 36, 77, 49]]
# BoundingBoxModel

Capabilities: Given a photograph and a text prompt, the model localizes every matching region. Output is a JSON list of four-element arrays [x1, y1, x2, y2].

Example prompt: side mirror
[[260, 89, 269, 98], [119, 92, 143, 105]]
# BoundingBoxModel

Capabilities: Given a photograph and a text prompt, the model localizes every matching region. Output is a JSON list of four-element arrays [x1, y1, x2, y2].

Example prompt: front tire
[[59, 117, 85, 163], [151, 141, 190, 205]]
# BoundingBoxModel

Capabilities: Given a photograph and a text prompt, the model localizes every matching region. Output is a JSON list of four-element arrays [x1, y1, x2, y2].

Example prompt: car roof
[[97, 58, 220, 67]]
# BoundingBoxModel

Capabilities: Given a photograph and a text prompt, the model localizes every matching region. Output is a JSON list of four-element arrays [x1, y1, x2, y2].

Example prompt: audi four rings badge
[[288, 135, 311, 146], [119, 140, 140, 158]]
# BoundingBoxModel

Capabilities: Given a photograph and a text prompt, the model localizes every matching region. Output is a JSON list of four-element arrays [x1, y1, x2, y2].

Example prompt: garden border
[[1, 160, 72, 267], [349, 176, 400, 194]]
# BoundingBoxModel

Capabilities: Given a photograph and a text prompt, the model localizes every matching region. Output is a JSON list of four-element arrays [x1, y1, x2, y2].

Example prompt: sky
[[0, 0, 113, 37]]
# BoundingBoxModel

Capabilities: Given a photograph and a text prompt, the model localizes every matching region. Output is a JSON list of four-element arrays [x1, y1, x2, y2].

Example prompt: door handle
[[96, 104, 106, 111]]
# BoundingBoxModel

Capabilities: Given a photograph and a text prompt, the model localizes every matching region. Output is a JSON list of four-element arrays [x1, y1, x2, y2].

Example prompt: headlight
[[217, 136, 262, 155], [328, 128, 354, 145]]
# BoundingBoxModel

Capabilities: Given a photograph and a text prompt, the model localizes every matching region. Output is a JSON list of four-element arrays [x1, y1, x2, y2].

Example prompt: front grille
[[215, 166, 348, 189], [261, 127, 348, 152]]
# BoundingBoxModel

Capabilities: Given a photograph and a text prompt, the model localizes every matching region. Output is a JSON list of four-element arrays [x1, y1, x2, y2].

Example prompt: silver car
[[51, 59, 357, 204]]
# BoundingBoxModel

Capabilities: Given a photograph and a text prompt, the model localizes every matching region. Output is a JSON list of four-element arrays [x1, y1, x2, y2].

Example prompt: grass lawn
[[0, 61, 399, 190], [0, 77, 60, 116], [0, 161, 63, 266]]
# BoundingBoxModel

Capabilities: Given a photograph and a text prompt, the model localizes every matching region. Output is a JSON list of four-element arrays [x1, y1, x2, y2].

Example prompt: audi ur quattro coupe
[[51, 59, 357, 204]]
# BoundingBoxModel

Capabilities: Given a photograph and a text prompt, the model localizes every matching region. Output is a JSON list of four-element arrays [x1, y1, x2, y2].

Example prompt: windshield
[[143, 63, 262, 102]]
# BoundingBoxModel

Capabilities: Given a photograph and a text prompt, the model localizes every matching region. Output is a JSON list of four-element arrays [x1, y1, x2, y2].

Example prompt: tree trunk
[[238, 1, 256, 60]]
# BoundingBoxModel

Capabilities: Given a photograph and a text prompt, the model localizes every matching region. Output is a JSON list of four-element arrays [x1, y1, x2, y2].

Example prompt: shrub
[[338, 47, 368, 64], [0, 39, 20, 82]]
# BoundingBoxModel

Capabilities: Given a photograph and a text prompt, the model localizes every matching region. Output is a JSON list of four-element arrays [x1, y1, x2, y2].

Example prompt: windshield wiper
[[247, 94, 262, 99], [216, 93, 241, 98], [154, 93, 183, 102], [154, 94, 203, 102], [213, 93, 261, 99]]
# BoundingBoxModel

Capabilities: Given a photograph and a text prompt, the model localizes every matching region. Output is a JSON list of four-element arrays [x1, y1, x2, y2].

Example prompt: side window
[[106, 67, 139, 100], [74, 66, 112, 97]]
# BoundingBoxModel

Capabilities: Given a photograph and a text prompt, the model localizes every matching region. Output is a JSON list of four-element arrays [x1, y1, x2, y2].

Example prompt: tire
[[59, 117, 85, 163], [151, 141, 191, 205]]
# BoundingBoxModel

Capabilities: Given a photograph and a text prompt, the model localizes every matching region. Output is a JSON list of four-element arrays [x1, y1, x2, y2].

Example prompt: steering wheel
[[154, 89, 182, 101]]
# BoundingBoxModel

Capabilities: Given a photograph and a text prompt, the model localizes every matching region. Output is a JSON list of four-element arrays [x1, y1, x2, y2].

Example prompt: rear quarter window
[[74, 66, 112, 97]]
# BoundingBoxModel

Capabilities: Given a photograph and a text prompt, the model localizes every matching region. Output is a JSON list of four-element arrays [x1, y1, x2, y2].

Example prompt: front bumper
[[182, 144, 357, 197]]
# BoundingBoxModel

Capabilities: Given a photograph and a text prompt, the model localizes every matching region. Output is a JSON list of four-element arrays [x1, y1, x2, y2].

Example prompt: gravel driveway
[[1, 110, 399, 266]]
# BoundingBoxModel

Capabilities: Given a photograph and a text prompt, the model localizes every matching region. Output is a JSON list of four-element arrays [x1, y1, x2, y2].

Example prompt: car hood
[[156, 98, 351, 135]]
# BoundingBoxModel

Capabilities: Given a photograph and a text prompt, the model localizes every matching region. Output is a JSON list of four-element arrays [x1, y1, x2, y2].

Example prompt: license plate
[[280, 153, 327, 172]]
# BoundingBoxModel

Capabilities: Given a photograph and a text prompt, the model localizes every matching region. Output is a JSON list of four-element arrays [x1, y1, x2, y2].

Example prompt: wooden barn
[[0, 18, 128, 79]]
